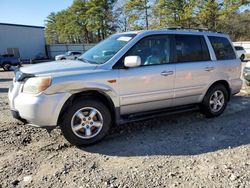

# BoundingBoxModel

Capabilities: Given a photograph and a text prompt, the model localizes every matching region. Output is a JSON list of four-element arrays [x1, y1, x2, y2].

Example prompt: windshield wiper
[[77, 57, 95, 64]]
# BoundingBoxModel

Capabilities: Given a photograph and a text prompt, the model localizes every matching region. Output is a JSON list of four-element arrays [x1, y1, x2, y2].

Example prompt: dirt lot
[[0, 65, 250, 188]]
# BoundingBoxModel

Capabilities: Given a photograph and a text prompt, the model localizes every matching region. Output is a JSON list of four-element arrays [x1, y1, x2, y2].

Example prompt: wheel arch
[[2, 61, 11, 65], [57, 90, 118, 126], [204, 80, 231, 101]]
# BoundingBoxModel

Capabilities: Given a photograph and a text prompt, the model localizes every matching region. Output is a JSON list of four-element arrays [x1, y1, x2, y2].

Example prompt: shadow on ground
[[81, 95, 250, 156], [0, 78, 13, 82]]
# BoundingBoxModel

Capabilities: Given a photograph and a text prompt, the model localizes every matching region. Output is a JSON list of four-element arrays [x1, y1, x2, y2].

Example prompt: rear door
[[173, 34, 215, 106]]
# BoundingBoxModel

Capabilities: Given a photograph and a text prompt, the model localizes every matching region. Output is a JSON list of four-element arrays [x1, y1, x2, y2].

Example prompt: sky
[[0, 0, 73, 26], [0, 0, 249, 27]]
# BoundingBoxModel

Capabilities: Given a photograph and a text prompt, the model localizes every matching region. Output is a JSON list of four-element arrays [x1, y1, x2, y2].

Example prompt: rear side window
[[235, 46, 244, 51], [175, 35, 210, 62], [208, 36, 236, 60], [73, 52, 81, 55]]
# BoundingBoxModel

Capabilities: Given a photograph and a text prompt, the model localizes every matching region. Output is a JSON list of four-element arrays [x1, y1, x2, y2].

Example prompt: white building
[[0, 23, 46, 60]]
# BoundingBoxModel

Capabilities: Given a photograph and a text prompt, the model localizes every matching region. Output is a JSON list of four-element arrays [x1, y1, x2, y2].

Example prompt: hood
[[20, 60, 97, 75]]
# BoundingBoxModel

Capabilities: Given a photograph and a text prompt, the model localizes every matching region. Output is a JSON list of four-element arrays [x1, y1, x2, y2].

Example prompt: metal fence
[[46, 41, 250, 59], [46, 43, 96, 58]]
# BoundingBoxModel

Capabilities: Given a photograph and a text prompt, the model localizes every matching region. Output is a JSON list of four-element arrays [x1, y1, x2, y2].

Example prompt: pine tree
[[124, 0, 150, 30], [45, 12, 58, 44], [153, 0, 198, 28]]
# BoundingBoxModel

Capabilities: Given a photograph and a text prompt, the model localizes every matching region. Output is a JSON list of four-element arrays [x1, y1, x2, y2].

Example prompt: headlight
[[22, 76, 52, 94]]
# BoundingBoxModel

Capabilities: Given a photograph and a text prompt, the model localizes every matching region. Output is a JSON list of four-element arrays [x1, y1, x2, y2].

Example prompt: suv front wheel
[[60, 98, 111, 146], [200, 84, 228, 118]]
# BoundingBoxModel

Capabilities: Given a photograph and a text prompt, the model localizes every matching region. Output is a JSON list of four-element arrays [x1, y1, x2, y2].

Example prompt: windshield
[[78, 33, 136, 64], [65, 51, 71, 56]]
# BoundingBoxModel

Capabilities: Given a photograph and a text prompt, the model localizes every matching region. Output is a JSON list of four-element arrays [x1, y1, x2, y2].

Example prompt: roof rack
[[166, 27, 223, 34]]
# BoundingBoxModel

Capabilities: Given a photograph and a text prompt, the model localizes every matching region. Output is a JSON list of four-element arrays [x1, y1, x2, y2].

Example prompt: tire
[[61, 58, 66, 60], [2, 63, 11, 71], [60, 98, 112, 146], [246, 80, 250, 86], [240, 54, 245, 62], [200, 84, 229, 118]]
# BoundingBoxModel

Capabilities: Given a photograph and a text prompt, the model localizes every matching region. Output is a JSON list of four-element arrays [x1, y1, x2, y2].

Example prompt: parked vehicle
[[55, 51, 82, 61], [234, 46, 246, 61], [9, 29, 242, 146], [0, 54, 21, 71], [243, 61, 250, 86]]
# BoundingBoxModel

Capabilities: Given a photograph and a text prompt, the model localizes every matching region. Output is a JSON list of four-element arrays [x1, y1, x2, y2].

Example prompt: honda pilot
[[8, 29, 242, 146]]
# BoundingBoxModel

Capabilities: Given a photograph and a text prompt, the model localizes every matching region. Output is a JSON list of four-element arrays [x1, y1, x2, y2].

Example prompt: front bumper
[[9, 85, 71, 128], [11, 109, 27, 124]]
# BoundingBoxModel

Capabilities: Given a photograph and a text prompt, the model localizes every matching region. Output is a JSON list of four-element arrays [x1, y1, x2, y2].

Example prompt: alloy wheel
[[71, 107, 103, 139], [209, 90, 225, 113]]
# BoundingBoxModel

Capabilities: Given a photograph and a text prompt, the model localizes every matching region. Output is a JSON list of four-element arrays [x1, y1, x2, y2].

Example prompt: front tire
[[200, 84, 228, 118], [60, 98, 111, 146]]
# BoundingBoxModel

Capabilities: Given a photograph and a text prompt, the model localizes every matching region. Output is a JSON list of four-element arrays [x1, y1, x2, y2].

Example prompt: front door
[[117, 35, 176, 115]]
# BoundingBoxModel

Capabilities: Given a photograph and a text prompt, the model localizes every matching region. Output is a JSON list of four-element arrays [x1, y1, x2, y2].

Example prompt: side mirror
[[124, 56, 141, 68]]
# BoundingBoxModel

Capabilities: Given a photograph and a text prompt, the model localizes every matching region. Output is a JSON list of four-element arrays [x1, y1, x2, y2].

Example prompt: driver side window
[[126, 35, 172, 66]]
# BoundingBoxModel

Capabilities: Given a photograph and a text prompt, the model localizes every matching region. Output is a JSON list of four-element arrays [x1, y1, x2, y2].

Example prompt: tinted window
[[72, 52, 81, 55], [175, 35, 210, 62], [126, 35, 172, 66], [209, 36, 236, 60], [235, 46, 244, 51]]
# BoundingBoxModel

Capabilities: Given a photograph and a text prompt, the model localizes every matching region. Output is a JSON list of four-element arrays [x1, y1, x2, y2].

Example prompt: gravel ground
[[0, 64, 250, 188]]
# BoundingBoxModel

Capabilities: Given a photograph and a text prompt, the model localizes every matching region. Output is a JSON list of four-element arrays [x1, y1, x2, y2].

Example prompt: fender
[[198, 79, 231, 103], [44, 81, 120, 108]]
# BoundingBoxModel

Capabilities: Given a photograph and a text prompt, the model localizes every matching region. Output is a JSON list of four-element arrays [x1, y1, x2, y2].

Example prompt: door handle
[[161, 71, 174, 76], [204, 67, 214, 71]]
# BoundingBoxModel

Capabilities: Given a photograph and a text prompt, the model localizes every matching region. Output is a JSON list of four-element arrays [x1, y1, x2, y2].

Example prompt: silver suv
[[9, 29, 242, 146]]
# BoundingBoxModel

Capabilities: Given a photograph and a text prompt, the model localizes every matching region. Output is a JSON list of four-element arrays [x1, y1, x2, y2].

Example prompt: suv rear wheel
[[240, 54, 245, 61], [2, 63, 11, 71], [60, 98, 111, 146], [200, 84, 228, 118]]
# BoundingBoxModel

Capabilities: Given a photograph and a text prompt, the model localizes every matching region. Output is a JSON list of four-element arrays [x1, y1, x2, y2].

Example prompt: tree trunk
[[97, 29, 101, 41], [145, 0, 149, 30]]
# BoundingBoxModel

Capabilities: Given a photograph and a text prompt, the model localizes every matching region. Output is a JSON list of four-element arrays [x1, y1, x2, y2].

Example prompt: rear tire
[[60, 98, 111, 146], [200, 84, 228, 118], [240, 54, 245, 62], [2, 63, 11, 71]]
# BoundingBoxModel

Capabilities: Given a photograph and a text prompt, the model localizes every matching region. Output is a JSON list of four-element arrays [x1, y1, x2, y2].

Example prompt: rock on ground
[[0, 66, 250, 188]]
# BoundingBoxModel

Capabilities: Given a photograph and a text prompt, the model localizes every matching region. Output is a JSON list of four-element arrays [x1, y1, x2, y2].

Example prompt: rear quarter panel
[[202, 34, 242, 98]]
